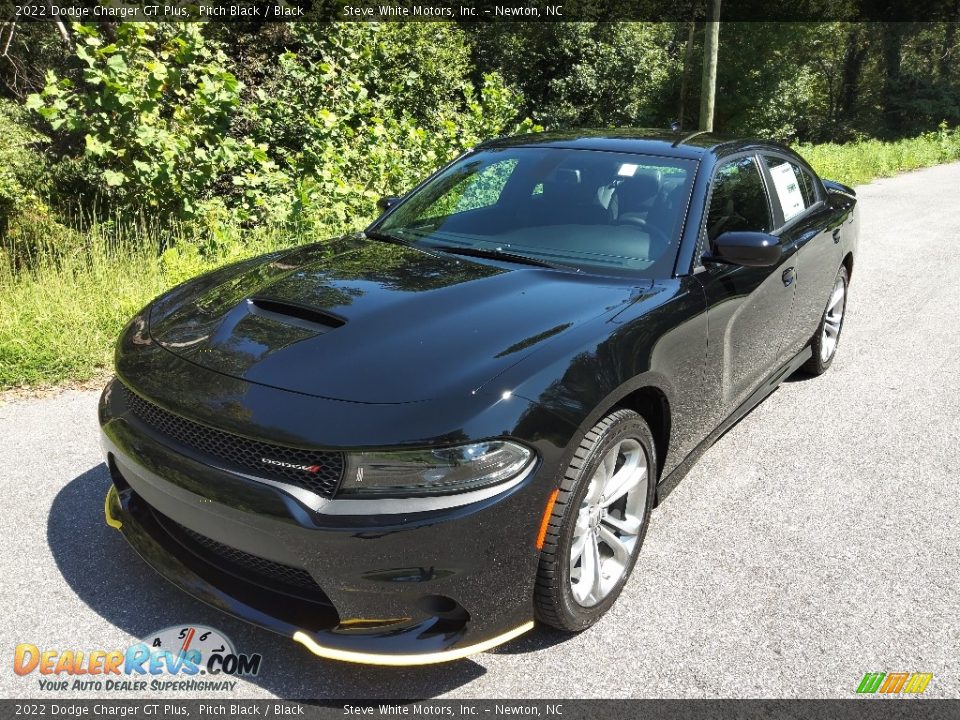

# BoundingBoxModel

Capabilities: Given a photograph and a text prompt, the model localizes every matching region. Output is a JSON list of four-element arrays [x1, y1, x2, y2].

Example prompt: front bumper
[[100, 381, 546, 665]]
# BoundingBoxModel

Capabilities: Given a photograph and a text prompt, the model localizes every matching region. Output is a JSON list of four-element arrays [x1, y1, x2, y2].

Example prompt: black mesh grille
[[159, 512, 328, 600], [122, 385, 343, 498]]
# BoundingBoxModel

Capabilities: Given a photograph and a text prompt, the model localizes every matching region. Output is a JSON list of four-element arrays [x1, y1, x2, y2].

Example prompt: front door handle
[[782, 267, 795, 287], [832, 227, 841, 244]]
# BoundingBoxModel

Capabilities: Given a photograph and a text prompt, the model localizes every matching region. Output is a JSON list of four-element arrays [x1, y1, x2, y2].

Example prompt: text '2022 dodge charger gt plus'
[[100, 129, 858, 665]]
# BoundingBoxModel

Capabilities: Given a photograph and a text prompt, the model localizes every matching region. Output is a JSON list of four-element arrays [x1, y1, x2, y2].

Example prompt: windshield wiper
[[428, 244, 560, 269], [364, 230, 409, 246]]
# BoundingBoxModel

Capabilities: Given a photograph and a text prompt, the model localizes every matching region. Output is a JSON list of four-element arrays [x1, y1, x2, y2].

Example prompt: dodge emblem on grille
[[260, 457, 322, 473]]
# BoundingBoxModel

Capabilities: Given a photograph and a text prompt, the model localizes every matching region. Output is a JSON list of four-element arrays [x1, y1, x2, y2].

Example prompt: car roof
[[480, 128, 787, 162]]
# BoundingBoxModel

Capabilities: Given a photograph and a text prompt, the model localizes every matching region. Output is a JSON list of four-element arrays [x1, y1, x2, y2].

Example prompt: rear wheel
[[803, 265, 849, 376], [534, 409, 656, 631]]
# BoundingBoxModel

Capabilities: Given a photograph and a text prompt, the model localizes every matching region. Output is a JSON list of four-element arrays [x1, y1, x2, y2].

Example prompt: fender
[[503, 276, 711, 483]]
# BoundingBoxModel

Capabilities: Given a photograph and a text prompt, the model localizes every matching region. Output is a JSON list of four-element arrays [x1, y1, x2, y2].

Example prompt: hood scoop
[[246, 297, 345, 334], [148, 235, 640, 403]]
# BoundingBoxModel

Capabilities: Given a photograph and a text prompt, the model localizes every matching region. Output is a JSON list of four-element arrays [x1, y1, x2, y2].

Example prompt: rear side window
[[762, 155, 818, 223], [706, 156, 772, 243]]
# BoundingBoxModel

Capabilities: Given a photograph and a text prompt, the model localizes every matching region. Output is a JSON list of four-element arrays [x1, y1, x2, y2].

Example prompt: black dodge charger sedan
[[100, 129, 858, 665]]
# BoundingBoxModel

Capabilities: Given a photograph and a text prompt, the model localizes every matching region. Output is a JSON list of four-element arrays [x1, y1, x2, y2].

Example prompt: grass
[[3, 126, 960, 390], [796, 124, 960, 186], [0, 225, 164, 388], [0, 220, 313, 389]]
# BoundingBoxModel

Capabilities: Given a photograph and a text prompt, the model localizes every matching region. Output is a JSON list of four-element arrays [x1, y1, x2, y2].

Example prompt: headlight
[[339, 441, 533, 497]]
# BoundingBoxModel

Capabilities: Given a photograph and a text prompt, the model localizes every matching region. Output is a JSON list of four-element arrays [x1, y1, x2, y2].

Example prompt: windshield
[[375, 147, 697, 275]]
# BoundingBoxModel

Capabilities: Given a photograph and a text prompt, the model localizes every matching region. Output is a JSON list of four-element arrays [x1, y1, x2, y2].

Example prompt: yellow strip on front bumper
[[104, 486, 123, 529], [293, 620, 535, 666]]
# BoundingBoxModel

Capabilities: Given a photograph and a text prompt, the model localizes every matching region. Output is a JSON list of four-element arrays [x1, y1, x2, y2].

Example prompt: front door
[[696, 154, 800, 419], [759, 153, 844, 358]]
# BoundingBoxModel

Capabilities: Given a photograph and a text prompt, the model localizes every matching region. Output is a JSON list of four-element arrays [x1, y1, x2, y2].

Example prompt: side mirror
[[377, 196, 402, 213], [707, 231, 782, 267]]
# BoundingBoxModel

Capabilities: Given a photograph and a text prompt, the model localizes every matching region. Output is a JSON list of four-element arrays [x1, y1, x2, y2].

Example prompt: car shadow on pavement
[[784, 367, 819, 383], [47, 465, 502, 699], [485, 627, 569, 656]]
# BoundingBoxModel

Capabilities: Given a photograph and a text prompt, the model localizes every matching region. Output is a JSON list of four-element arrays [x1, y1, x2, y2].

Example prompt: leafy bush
[[245, 23, 535, 232], [27, 23, 276, 219], [25, 22, 534, 242], [0, 99, 83, 268], [469, 23, 679, 129], [0, 100, 46, 202]]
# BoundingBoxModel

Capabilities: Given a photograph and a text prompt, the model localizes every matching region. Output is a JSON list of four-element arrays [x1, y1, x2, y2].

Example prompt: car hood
[[148, 235, 642, 404]]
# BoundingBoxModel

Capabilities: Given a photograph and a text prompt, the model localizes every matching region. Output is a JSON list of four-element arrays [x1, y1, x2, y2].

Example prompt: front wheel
[[803, 265, 849, 376], [534, 409, 656, 631]]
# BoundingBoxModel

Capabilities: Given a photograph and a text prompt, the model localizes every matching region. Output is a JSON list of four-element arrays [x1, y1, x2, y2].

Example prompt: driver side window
[[706, 156, 772, 244]]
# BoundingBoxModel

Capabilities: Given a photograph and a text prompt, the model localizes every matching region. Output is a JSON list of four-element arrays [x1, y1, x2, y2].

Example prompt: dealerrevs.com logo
[[14, 625, 262, 693]]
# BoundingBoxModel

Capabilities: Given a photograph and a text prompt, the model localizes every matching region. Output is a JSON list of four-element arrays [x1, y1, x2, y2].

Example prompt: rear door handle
[[782, 267, 795, 287], [832, 228, 841, 244]]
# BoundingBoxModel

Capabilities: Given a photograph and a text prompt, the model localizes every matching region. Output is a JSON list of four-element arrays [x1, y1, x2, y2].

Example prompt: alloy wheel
[[821, 276, 846, 362], [569, 438, 648, 607]]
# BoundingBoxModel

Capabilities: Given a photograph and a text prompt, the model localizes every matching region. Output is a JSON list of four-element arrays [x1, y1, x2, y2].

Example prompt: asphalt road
[[2, 162, 958, 701]]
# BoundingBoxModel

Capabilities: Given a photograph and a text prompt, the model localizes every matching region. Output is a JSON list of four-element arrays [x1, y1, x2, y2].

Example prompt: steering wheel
[[617, 216, 673, 250]]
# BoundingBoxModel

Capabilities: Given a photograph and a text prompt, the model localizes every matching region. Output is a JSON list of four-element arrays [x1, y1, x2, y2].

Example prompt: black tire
[[534, 409, 657, 631], [802, 265, 849, 376]]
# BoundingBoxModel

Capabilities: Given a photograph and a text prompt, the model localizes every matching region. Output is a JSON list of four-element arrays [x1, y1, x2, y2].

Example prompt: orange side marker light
[[535, 488, 560, 550]]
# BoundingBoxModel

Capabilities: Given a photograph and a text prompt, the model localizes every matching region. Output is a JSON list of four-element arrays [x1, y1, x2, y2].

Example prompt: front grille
[[122, 384, 343, 498], [158, 511, 329, 600]]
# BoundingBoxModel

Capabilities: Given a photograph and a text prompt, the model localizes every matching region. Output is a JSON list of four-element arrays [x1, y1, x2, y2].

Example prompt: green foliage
[[710, 23, 833, 141], [6, 19, 960, 389], [24, 22, 533, 236], [469, 23, 680, 128], [245, 23, 534, 231], [0, 99, 82, 268], [795, 123, 960, 186], [0, 100, 47, 227], [0, 100, 45, 189], [0, 222, 169, 387], [26, 23, 274, 218]]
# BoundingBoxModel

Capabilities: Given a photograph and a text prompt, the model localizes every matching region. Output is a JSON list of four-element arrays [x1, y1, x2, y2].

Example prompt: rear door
[[759, 152, 843, 358], [696, 154, 800, 419]]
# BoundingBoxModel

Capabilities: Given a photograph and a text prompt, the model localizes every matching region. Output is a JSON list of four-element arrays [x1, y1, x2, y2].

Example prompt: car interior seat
[[537, 168, 609, 226], [610, 169, 661, 225]]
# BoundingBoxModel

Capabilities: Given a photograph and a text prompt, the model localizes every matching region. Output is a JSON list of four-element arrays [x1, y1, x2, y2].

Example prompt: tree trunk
[[940, 0, 959, 80], [881, 22, 906, 134], [838, 26, 868, 129], [699, 0, 721, 132], [678, 20, 696, 131]]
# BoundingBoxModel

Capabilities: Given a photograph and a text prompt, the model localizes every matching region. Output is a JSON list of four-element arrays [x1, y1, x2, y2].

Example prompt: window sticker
[[769, 162, 806, 221], [617, 163, 639, 177]]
